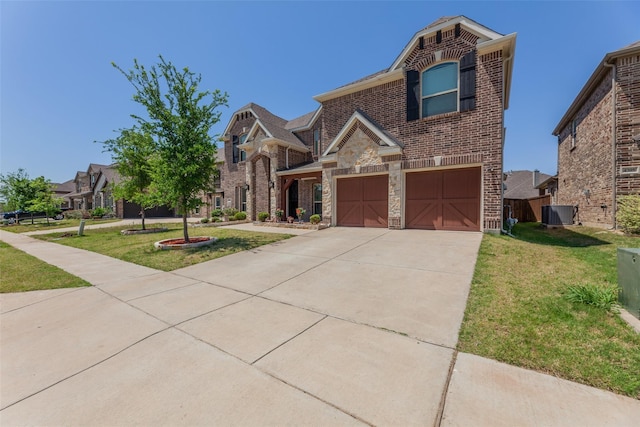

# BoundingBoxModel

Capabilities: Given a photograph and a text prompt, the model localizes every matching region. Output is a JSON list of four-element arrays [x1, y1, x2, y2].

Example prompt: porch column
[[270, 153, 278, 218], [322, 169, 333, 225], [388, 160, 403, 229]]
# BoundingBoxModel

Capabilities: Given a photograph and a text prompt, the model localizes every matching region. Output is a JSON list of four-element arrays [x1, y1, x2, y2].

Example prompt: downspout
[[603, 60, 616, 229], [500, 50, 513, 235]]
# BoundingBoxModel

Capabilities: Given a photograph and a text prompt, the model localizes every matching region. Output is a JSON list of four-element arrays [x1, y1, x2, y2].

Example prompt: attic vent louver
[[455, 24, 461, 38], [436, 30, 442, 44], [419, 36, 424, 50]]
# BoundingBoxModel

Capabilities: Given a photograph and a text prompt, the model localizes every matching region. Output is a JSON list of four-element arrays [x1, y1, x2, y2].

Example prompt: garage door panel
[[406, 168, 480, 231], [337, 176, 388, 228]]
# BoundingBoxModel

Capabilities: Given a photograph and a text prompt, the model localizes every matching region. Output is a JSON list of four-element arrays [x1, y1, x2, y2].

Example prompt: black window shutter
[[406, 70, 420, 121], [459, 50, 476, 112], [232, 135, 239, 163]]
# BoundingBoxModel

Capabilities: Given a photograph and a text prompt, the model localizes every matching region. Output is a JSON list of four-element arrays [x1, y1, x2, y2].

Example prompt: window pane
[[240, 134, 247, 144], [422, 62, 457, 97], [314, 184, 322, 202], [422, 92, 457, 117]]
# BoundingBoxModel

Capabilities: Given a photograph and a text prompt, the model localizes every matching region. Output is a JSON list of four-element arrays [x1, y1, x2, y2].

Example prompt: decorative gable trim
[[322, 110, 403, 157], [389, 16, 504, 71]]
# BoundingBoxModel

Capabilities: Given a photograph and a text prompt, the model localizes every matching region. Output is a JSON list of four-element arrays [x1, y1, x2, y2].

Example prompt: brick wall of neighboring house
[[616, 52, 640, 196], [557, 69, 614, 227], [293, 123, 323, 160], [320, 28, 505, 229], [252, 154, 271, 217], [222, 115, 255, 210]]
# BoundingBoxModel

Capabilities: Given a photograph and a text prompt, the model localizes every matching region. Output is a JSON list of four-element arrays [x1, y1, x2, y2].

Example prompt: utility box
[[618, 248, 640, 320]]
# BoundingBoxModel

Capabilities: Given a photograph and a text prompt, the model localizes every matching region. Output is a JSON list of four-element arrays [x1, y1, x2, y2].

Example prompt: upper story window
[[232, 135, 239, 163], [406, 50, 476, 122], [239, 134, 247, 161], [313, 128, 321, 155], [421, 62, 458, 118], [571, 119, 577, 149]]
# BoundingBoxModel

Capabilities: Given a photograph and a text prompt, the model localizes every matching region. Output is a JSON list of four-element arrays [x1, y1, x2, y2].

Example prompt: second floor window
[[422, 62, 458, 118], [571, 120, 577, 149]]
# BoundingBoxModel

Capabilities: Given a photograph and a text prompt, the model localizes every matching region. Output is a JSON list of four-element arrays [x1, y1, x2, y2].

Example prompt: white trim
[[313, 68, 404, 103], [276, 165, 323, 176], [262, 137, 310, 153], [322, 110, 402, 156]]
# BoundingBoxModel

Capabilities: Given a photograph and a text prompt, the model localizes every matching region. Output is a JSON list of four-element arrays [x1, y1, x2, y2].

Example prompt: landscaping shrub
[[211, 209, 223, 218], [223, 207, 238, 219], [257, 211, 269, 222], [234, 211, 247, 221], [617, 195, 640, 234], [309, 214, 321, 224], [200, 217, 210, 224], [91, 207, 107, 218], [64, 210, 88, 220], [565, 283, 620, 312]]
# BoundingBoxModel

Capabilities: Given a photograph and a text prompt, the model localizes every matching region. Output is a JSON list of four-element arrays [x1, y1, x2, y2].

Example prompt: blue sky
[[2, 1, 639, 184]]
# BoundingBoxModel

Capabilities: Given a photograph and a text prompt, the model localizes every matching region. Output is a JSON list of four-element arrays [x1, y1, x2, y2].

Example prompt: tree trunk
[[141, 209, 146, 230], [182, 210, 189, 243]]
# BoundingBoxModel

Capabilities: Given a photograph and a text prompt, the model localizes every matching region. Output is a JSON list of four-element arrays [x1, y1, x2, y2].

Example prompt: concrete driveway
[[1, 225, 639, 426]]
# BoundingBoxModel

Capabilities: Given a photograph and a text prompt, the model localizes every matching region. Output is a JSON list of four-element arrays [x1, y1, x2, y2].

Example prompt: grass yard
[[458, 222, 640, 399], [0, 218, 120, 234], [0, 241, 90, 293], [33, 224, 293, 271]]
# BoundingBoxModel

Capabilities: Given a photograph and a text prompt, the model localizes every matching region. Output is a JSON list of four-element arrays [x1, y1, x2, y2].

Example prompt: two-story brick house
[[218, 16, 516, 232], [553, 41, 640, 228]]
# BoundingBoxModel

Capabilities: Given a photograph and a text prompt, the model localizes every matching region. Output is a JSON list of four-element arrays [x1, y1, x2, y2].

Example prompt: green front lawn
[[33, 224, 292, 271], [1, 218, 120, 233], [458, 223, 640, 399], [0, 241, 90, 293]]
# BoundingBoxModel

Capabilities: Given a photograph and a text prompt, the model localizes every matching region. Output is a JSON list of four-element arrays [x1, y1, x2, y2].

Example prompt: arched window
[[421, 62, 458, 117]]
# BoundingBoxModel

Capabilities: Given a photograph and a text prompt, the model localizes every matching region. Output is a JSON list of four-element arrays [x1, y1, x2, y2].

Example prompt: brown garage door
[[336, 175, 388, 228], [406, 168, 480, 231]]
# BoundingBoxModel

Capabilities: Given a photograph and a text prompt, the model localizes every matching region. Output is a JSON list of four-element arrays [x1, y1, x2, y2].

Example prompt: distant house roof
[[285, 110, 317, 130], [504, 170, 552, 199], [53, 179, 75, 193], [553, 40, 640, 135]]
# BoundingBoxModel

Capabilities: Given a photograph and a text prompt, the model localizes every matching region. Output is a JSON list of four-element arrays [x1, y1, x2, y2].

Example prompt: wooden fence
[[504, 195, 551, 223]]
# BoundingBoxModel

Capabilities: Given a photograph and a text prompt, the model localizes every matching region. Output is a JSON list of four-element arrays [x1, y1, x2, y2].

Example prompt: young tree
[[103, 128, 158, 230], [0, 169, 36, 213], [113, 56, 228, 242], [27, 176, 63, 225]]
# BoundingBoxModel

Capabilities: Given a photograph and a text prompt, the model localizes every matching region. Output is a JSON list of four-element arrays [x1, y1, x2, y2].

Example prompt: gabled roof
[[285, 110, 317, 130], [314, 15, 516, 107], [53, 179, 75, 193], [322, 110, 403, 157], [224, 102, 309, 151], [503, 170, 552, 199], [553, 40, 640, 136]]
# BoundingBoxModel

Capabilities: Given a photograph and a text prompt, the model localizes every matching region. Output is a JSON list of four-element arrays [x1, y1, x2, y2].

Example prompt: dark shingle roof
[[242, 103, 308, 149], [53, 179, 75, 193], [504, 170, 552, 199], [285, 110, 316, 130]]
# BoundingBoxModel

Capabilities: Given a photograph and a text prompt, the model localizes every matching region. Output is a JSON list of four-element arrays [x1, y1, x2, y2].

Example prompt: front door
[[287, 180, 298, 218]]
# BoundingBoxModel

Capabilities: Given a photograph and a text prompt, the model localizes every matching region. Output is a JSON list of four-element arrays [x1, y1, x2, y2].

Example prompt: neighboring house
[[503, 170, 552, 222], [218, 16, 516, 232], [64, 163, 175, 218], [52, 179, 75, 209], [552, 41, 640, 228]]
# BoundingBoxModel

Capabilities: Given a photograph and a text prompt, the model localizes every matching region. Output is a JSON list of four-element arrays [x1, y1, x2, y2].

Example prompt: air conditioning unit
[[541, 205, 575, 226], [618, 248, 640, 320]]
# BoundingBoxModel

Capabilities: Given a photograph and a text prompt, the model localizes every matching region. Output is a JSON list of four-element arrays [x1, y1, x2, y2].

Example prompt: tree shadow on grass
[[513, 224, 610, 248]]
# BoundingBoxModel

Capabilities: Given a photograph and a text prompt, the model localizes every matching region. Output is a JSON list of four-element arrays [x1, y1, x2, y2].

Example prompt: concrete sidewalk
[[1, 226, 639, 426]]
